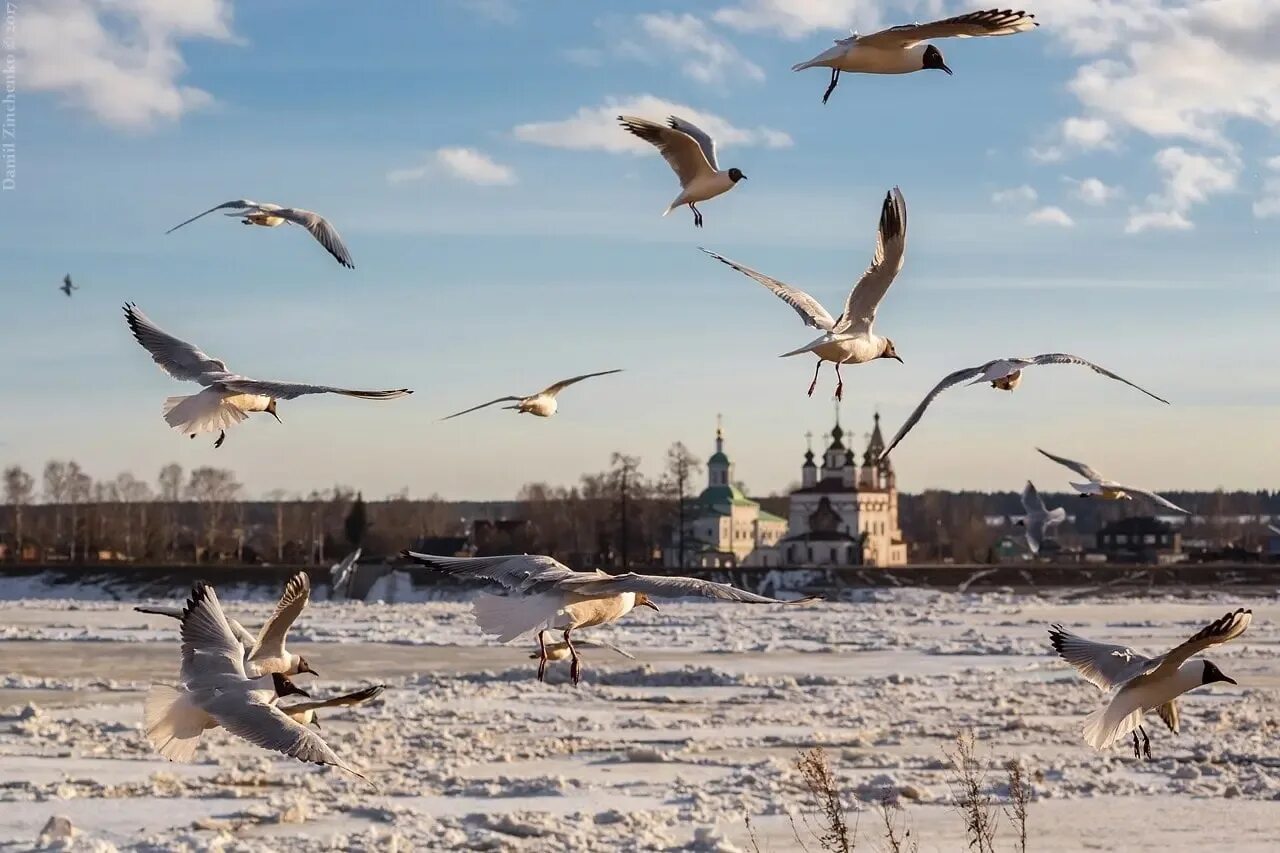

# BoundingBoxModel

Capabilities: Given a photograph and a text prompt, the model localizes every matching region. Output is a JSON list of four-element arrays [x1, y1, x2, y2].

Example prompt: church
[[663, 413, 907, 569]]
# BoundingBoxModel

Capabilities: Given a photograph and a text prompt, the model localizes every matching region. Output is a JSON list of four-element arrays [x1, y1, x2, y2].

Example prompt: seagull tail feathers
[[163, 391, 248, 436], [145, 684, 213, 762], [1081, 700, 1144, 751], [471, 592, 556, 644]]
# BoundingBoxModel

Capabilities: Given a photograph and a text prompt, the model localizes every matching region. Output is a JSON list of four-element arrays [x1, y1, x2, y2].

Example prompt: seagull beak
[[640, 600, 660, 612], [1222, 674, 1238, 685], [940, 62, 953, 76], [890, 354, 904, 363], [301, 663, 318, 677]]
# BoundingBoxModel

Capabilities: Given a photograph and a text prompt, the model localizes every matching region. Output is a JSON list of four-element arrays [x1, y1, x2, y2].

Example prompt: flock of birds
[[43, 4, 1245, 783]]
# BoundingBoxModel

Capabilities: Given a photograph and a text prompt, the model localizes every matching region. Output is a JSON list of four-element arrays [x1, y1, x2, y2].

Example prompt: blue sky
[[2, 0, 1277, 500]]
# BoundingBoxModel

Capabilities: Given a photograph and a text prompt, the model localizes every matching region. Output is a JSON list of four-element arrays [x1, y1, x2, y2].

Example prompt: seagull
[[124, 303, 411, 448], [59, 274, 77, 297], [881, 354, 1169, 458], [1037, 448, 1191, 514], [165, 199, 355, 268], [144, 582, 367, 779], [135, 572, 318, 678], [530, 639, 637, 664], [1018, 480, 1066, 555], [281, 684, 385, 731], [1049, 609, 1251, 759], [441, 369, 622, 420], [793, 9, 1039, 104], [401, 551, 815, 685], [330, 548, 363, 598], [618, 115, 746, 228], [702, 188, 906, 401]]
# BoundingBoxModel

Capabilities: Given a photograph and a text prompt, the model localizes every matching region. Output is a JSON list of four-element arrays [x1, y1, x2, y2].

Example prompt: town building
[[1095, 516, 1184, 564]]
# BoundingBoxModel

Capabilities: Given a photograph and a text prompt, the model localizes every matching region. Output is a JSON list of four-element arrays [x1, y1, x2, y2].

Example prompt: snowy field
[[1, 583, 1277, 851]]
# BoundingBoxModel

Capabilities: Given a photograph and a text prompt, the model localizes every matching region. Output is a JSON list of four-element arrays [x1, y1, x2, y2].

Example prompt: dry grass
[[1004, 758, 1032, 853], [943, 731, 998, 853], [877, 797, 919, 853], [795, 747, 855, 853]]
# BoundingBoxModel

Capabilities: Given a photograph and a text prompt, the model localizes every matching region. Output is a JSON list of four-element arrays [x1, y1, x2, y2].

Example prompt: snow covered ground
[[0, 584, 1277, 851]]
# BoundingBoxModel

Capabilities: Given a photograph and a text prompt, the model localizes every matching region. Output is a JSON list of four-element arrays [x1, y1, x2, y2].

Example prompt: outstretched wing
[[1036, 448, 1104, 483], [859, 9, 1038, 48], [834, 187, 907, 335], [881, 360, 996, 458], [165, 199, 256, 234], [249, 572, 310, 660], [124, 303, 229, 384], [1148, 609, 1252, 678], [701, 248, 836, 331], [1028, 354, 1169, 404], [281, 684, 386, 715], [1022, 480, 1048, 514], [440, 396, 524, 421], [273, 207, 355, 269], [619, 116, 714, 188], [1156, 700, 1180, 734], [667, 116, 718, 171], [218, 379, 412, 401], [561, 571, 818, 604], [178, 583, 247, 686], [401, 551, 578, 595], [1115, 484, 1191, 515], [1048, 624, 1150, 691], [207, 694, 367, 780], [541, 369, 623, 397]]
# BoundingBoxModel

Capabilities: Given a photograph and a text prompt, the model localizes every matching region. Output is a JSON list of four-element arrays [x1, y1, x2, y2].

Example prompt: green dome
[[708, 451, 729, 466]]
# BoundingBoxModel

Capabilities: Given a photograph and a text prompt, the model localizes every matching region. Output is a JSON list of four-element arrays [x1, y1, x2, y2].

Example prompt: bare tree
[[114, 473, 152, 559], [3, 466, 35, 557], [157, 463, 184, 559], [663, 442, 702, 570], [609, 453, 642, 570], [43, 461, 69, 554], [65, 462, 92, 561], [186, 467, 242, 561]]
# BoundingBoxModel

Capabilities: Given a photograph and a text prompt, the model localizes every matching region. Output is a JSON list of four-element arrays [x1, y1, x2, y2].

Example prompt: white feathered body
[[471, 591, 639, 643], [518, 395, 558, 417], [666, 171, 737, 212], [1083, 664, 1204, 750], [794, 41, 928, 74], [163, 388, 272, 436], [1071, 481, 1131, 501], [782, 332, 885, 364], [144, 673, 278, 762]]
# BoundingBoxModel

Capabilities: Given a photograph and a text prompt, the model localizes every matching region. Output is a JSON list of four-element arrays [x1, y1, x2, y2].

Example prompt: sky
[[1, 0, 1277, 501]]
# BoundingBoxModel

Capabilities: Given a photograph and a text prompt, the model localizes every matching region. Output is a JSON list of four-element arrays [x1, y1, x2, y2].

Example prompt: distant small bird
[[281, 684, 385, 731], [441, 369, 622, 420], [1018, 480, 1066, 555], [330, 548, 363, 599], [145, 582, 367, 779], [881, 354, 1169, 458], [618, 115, 746, 228], [402, 551, 814, 685], [1037, 448, 1190, 514], [165, 199, 355, 268], [59, 274, 78, 297], [702, 188, 906, 400], [135, 572, 318, 677], [124, 303, 411, 448], [793, 9, 1039, 103], [1049, 609, 1251, 758]]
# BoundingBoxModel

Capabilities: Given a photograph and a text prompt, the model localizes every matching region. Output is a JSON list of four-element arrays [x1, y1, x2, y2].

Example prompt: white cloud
[[638, 13, 764, 84], [388, 147, 517, 186], [1067, 176, 1120, 205], [455, 0, 519, 24], [513, 95, 793, 153], [1252, 155, 1280, 219], [18, 0, 235, 130], [1125, 146, 1238, 233], [1027, 206, 1075, 227], [712, 0, 879, 40], [1062, 116, 1114, 150], [992, 185, 1038, 205]]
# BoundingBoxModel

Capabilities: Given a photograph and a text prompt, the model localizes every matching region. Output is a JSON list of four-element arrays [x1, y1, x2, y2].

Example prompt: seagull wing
[[667, 116, 718, 172], [1147, 609, 1252, 678], [540, 369, 623, 397], [1156, 700, 1180, 734], [273, 207, 355, 269], [124, 303, 230, 384], [165, 199, 256, 234], [881, 360, 995, 458], [858, 9, 1038, 48], [248, 572, 310, 661], [1036, 448, 1104, 483], [1048, 624, 1150, 691], [701, 248, 836, 331], [401, 551, 578, 595], [562, 571, 818, 604], [440, 396, 524, 421], [281, 684, 386, 715], [178, 583, 247, 686], [1022, 480, 1048, 514], [218, 379, 412, 401], [1114, 484, 1192, 515], [1027, 354, 1169, 404], [207, 693, 367, 780], [619, 115, 714, 188], [834, 187, 907, 335]]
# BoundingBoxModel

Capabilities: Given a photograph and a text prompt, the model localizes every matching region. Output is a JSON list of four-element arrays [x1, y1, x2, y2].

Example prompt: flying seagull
[[135, 572, 318, 678], [1049, 609, 1250, 759], [702, 188, 906, 401], [165, 199, 355, 268], [881, 354, 1169, 458], [402, 551, 815, 685], [618, 115, 746, 228], [793, 8, 1039, 103], [124, 303, 412, 448], [441, 369, 622, 420], [1037, 448, 1191, 514], [330, 548, 363, 599], [1019, 480, 1066, 555], [144, 582, 367, 779], [59, 274, 77, 297], [281, 684, 385, 731]]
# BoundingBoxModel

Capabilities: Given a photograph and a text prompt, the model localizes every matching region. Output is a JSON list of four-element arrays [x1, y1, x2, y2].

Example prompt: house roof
[[1099, 516, 1175, 535], [782, 530, 862, 543]]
